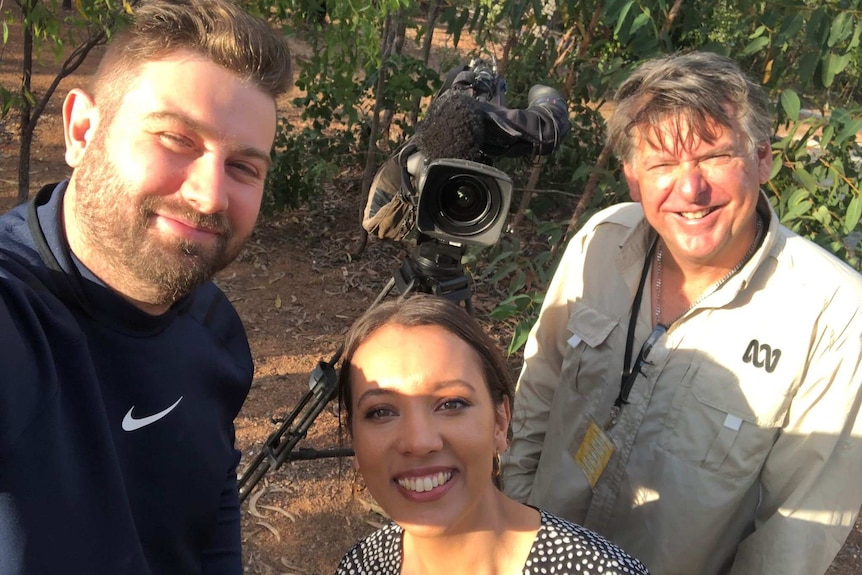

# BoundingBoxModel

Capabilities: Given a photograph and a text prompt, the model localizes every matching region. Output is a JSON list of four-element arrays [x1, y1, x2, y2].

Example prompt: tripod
[[237, 237, 473, 503]]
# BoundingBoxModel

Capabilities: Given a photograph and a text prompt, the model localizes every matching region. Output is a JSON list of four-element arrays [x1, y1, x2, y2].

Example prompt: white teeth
[[680, 209, 712, 219], [397, 471, 452, 493]]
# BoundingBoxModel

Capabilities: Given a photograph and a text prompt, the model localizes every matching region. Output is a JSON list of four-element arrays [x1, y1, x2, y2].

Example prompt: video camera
[[362, 57, 570, 249]]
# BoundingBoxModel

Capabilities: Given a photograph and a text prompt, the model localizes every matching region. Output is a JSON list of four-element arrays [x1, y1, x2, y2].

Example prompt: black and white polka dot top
[[335, 508, 650, 574]]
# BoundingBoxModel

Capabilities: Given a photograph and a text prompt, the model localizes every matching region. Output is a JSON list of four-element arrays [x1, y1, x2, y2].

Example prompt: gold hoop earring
[[492, 450, 502, 479]]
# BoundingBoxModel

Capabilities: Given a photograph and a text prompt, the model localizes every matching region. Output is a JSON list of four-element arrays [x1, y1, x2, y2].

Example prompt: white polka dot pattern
[[334, 509, 650, 574]]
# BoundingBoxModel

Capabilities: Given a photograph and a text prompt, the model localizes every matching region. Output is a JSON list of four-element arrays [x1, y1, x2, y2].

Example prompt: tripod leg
[[237, 264, 421, 502], [371, 276, 399, 308]]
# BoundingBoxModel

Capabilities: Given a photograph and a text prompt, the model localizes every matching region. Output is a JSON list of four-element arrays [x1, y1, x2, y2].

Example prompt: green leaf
[[742, 36, 770, 57], [794, 166, 818, 192], [807, 8, 829, 45], [489, 261, 520, 284], [769, 155, 784, 180], [484, 249, 518, 270], [835, 119, 862, 146], [489, 305, 517, 321], [845, 196, 862, 234], [509, 320, 535, 356], [781, 195, 812, 224], [827, 13, 853, 48], [780, 90, 800, 122], [614, 1, 634, 37], [630, 12, 650, 35], [819, 125, 835, 150], [777, 12, 804, 43], [531, 0, 545, 23], [509, 269, 527, 295], [821, 52, 851, 88], [797, 52, 820, 89], [813, 205, 831, 226], [490, 294, 534, 320], [787, 187, 811, 206], [850, 21, 862, 51]]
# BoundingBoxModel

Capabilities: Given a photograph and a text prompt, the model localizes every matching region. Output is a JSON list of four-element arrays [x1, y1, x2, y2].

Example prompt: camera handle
[[237, 238, 473, 504]]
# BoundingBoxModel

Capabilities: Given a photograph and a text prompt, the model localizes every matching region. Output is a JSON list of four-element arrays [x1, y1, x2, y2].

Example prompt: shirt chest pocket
[[659, 359, 790, 479], [561, 303, 619, 402]]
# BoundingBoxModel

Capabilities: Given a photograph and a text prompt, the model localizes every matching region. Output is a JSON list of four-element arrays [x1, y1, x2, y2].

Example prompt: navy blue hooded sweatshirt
[[0, 182, 252, 574]]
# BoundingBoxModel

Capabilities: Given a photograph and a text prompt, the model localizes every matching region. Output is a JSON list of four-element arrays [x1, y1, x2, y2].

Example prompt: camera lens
[[437, 175, 493, 228], [415, 159, 512, 247]]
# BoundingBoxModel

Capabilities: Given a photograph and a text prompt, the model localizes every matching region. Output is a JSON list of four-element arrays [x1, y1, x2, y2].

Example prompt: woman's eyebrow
[[355, 379, 478, 406]]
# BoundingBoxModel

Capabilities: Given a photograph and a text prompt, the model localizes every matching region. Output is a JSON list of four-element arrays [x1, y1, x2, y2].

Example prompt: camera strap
[[397, 141, 419, 204]]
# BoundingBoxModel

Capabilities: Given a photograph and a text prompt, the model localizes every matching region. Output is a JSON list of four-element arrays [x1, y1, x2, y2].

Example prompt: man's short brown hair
[[92, 0, 292, 113]]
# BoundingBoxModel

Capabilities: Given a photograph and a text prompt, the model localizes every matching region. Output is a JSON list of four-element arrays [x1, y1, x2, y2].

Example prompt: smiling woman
[[332, 294, 650, 575]]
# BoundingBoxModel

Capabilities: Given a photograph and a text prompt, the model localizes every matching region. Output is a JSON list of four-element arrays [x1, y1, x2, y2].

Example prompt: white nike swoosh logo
[[122, 396, 184, 432]]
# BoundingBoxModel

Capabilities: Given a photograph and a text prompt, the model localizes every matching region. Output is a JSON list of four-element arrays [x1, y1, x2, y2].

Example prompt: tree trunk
[[354, 13, 395, 257], [17, 11, 34, 205], [409, 0, 440, 127], [566, 142, 613, 237], [660, 0, 685, 36], [508, 158, 545, 233], [378, 11, 406, 143], [507, 6, 600, 232], [13, 0, 112, 204]]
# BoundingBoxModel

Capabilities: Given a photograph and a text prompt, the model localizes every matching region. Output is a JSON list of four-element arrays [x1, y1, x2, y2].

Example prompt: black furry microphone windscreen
[[414, 90, 485, 162]]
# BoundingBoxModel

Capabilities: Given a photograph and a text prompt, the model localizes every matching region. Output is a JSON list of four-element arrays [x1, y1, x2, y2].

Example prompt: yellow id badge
[[574, 419, 616, 488]]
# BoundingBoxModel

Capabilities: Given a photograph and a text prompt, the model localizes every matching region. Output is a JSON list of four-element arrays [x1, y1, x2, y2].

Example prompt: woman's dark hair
[[337, 294, 515, 435]]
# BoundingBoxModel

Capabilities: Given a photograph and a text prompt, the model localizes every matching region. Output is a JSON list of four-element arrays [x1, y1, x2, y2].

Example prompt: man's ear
[[63, 88, 100, 168], [623, 162, 642, 202]]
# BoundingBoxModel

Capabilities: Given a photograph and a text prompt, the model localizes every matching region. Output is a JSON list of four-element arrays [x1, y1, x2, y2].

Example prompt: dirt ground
[[1, 11, 861, 575]]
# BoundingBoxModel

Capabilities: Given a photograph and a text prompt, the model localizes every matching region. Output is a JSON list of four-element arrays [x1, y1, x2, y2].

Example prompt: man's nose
[[180, 156, 229, 214], [675, 162, 708, 200]]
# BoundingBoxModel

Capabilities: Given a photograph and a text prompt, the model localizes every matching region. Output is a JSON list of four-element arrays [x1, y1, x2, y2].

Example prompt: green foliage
[[376, 52, 440, 135], [467, 216, 568, 355], [292, 44, 368, 133], [768, 94, 862, 270], [263, 118, 345, 213], [277, 2, 438, 208]]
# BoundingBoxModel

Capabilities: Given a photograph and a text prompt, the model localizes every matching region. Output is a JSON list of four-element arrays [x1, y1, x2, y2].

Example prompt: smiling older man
[[502, 51, 862, 575]]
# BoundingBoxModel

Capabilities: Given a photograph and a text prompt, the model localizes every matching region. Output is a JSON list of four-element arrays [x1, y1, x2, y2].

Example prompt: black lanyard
[[606, 234, 665, 429]]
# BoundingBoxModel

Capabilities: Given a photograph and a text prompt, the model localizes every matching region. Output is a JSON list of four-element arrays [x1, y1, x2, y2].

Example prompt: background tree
[[1, 0, 130, 204]]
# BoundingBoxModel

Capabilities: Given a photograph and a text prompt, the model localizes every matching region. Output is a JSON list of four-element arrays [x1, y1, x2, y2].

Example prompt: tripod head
[[392, 235, 473, 312]]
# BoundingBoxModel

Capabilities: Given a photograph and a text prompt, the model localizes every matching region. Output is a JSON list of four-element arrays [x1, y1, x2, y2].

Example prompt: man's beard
[[71, 136, 240, 307]]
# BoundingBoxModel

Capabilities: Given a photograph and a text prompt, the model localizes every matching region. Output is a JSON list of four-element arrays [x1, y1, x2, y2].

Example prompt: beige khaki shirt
[[503, 197, 862, 575]]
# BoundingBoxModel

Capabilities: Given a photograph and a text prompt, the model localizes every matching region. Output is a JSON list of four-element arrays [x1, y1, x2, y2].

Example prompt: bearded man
[[0, 1, 292, 573]]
